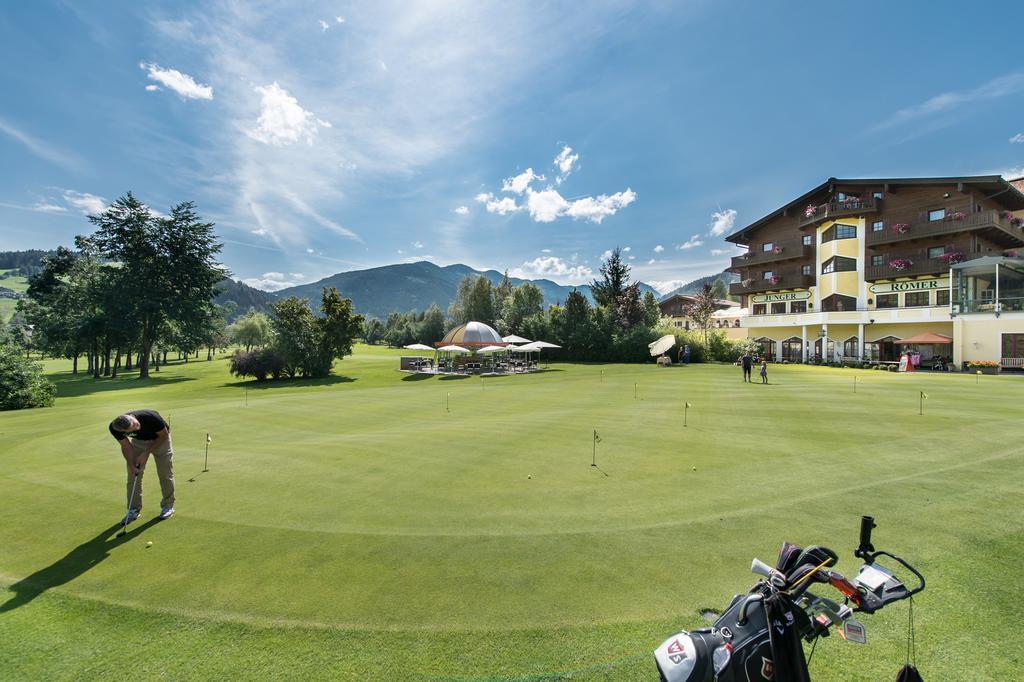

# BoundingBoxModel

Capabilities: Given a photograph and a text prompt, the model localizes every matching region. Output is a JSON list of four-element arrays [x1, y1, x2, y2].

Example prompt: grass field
[[1, 347, 1022, 680], [0, 269, 28, 323]]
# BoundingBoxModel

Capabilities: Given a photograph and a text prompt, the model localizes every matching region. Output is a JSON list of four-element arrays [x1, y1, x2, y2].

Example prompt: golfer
[[109, 410, 175, 523], [741, 351, 753, 382]]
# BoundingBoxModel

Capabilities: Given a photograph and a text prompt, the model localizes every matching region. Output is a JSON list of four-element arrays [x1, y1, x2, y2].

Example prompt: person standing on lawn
[[683, 344, 691, 365], [741, 350, 753, 382], [760, 360, 768, 384], [109, 410, 175, 523]]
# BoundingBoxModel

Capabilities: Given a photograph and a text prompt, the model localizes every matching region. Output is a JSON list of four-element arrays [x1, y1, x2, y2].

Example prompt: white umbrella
[[648, 334, 676, 357], [437, 344, 471, 353], [403, 343, 434, 351], [502, 334, 531, 344], [475, 345, 506, 353], [531, 341, 561, 349]]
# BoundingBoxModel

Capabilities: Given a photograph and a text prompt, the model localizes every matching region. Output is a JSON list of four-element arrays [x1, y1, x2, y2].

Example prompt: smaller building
[[657, 293, 747, 340]]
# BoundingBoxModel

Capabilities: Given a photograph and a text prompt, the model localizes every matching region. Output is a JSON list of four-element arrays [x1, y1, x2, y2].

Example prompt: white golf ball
[[146, 541, 153, 547], [692, 466, 697, 471], [527, 475, 532, 479]]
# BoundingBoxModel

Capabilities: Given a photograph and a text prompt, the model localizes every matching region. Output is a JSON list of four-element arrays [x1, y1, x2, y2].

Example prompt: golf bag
[[654, 517, 925, 682]]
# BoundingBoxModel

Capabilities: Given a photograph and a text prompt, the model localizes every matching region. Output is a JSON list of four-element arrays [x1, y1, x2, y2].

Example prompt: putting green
[[1, 347, 1021, 679]]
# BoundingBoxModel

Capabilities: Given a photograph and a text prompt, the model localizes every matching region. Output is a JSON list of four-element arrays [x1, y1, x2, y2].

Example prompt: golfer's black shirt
[[742, 356, 753, 370], [109, 409, 169, 441]]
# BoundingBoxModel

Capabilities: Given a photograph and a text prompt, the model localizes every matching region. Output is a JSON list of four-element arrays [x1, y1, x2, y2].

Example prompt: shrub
[[0, 340, 56, 410], [230, 348, 289, 381], [966, 360, 1000, 369]]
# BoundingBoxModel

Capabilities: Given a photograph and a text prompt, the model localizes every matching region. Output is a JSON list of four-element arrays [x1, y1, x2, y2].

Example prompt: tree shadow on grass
[[401, 373, 434, 381], [0, 519, 161, 613], [52, 374, 195, 399], [222, 375, 357, 390], [438, 374, 470, 381]]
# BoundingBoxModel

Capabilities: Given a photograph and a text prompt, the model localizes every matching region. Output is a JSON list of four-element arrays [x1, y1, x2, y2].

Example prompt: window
[[836, 192, 847, 201], [836, 224, 857, 239], [873, 191, 884, 200], [762, 242, 774, 252], [928, 208, 946, 222], [771, 302, 787, 314], [820, 294, 857, 312], [802, 234, 813, 246], [843, 338, 859, 358], [871, 255, 884, 266], [791, 300, 807, 313], [872, 220, 884, 232], [927, 246, 946, 259], [802, 264, 813, 276], [936, 289, 950, 306], [905, 291, 930, 307], [822, 256, 857, 274], [876, 294, 898, 308], [752, 303, 767, 315], [762, 271, 774, 280]]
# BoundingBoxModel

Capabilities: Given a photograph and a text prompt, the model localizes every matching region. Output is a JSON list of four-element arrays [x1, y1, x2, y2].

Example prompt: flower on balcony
[[938, 251, 965, 265], [768, 275, 781, 285], [1001, 210, 1015, 220], [949, 211, 967, 221], [742, 278, 754, 288], [804, 204, 817, 218], [771, 246, 783, 255], [1006, 250, 1021, 258], [891, 223, 911, 234], [889, 258, 914, 271]]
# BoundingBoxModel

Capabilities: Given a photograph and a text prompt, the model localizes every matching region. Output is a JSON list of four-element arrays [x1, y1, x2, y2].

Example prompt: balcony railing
[[864, 242, 971, 280], [730, 241, 813, 269], [955, 296, 1024, 314], [866, 209, 1024, 246], [798, 198, 878, 227], [730, 273, 814, 296]]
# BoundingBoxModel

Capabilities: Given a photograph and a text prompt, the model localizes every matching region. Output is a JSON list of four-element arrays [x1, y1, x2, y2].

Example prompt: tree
[[684, 283, 718, 344], [363, 317, 384, 345], [493, 270, 514, 313], [710, 277, 728, 301], [590, 247, 630, 308], [615, 283, 645, 330], [269, 287, 363, 378], [80, 195, 224, 378], [449, 275, 495, 325], [500, 283, 544, 335], [0, 330, 56, 410], [557, 289, 596, 359], [417, 304, 447, 345], [230, 310, 274, 351], [641, 290, 661, 327]]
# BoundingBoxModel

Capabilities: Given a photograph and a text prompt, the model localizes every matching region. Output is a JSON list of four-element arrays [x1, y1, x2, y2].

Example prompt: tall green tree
[[684, 283, 718, 344], [231, 309, 274, 351], [642, 290, 661, 327], [270, 287, 363, 377], [710, 277, 728, 301], [81, 194, 224, 378], [493, 270, 514, 313], [557, 289, 596, 359], [500, 282, 544, 335], [449, 275, 496, 325], [615, 283, 645, 330], [0, 329, 56, 410], [590, 247, 630, 308], [417, 304, 447, 344]]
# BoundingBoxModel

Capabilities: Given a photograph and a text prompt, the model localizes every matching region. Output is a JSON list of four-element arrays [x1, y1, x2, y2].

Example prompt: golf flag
[[685, 402, 692, 408], [921, 391, 928, 400], [594, 430, 601, 443], [207, 434, 212, 444]]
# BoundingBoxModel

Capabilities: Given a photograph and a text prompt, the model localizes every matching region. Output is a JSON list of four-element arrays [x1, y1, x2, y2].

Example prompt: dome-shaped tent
[[437, 321, 506, 348]]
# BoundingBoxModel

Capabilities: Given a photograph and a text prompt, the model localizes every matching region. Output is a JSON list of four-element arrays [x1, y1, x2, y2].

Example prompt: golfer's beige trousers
[[126, 437, 175, 511]]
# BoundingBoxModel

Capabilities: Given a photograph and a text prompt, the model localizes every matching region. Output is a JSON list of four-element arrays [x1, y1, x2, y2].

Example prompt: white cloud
[[565, 189, 636, 223], [1011, 133, 1024, 144], [872, 72, 1024, 133], [335, 16, 345, 24], [654, 244, 664, 253], [306, 248, 315, 254], [647, 258, 656, 265], [139, 62, 213, 100], [474, 192, 493, 203], [541, 248, 551, 253], [710, 248, 731, 256], [145, 84, 160, 92], [249, 82, 329, 146], [242, 271, 306, 291], [31, 202, 68, 214], [525, 187, 568, 222], [453, 205, 469, 215], [412, 240, 424, 249], [502, 168, 544, 194], [380, 61, 388, 71], [318, 19, 329, 32], [648, 280, 687, 295], [708, 208, 737, 237], [600, 249, 613, 261], [554, 145, 578, 183], [510, 256, 593, 283], [1000, 167, 1024, 180], [628, 255, 635, 260], [676, 234, 704, 250], [0, 117, 84, 171], [62, 190, 107, 215], [485, 196, 520, 215], [623, 246, 631, 252]]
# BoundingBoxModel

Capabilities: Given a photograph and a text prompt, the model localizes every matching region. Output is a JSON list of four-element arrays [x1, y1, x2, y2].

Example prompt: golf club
[[117, 471, 140, 537]]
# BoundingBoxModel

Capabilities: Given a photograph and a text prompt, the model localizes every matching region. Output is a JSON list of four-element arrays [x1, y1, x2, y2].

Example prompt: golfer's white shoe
[[121, 509, 140, 525], [158, 507, 175, 520]]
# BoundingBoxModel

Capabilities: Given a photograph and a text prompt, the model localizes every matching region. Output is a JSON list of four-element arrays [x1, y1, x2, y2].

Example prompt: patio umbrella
[[437, 345, 471, 353], [502, 334, 531, 344], [403, 343, 435, 351], [531, 341, 561, 349], [648, 334, 676, 357], [475, 345, 506, 353]]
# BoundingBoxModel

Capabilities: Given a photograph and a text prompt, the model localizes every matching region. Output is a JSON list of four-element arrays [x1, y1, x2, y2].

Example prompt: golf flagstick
[[919, 391, 927, 416], [203, 433, 211, 472], [118, 472, 140, 537], [684, 402, 691, 427], [592, 429, 600, 467]]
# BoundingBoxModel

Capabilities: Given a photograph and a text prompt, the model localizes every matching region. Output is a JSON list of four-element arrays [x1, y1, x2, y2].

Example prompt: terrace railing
[[731, 241, 814, 269], [729, 273, 814, 296], [866, 209, 1024, 247], [798, 198, 878, 228]]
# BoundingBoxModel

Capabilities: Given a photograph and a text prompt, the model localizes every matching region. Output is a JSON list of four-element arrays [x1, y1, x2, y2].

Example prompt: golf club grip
[[859, 515, 875, 552]]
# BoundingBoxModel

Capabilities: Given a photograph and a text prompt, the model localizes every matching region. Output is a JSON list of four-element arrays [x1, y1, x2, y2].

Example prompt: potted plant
[[891, 223, 911, 234], [938, 251, 965, 265], [768, 275, 781, 285], [967, 360, 1001, 375], [1006, 250, 1021, 258], [950, 211, 967, 221], [771, 246, 783, 255], [889, 257, 914, 271], [742, 278, 754, 288], [804, 204, 817, 218]]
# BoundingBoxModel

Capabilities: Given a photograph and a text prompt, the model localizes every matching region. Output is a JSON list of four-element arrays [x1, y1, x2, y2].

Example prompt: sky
[[2, 1, 1024, 294]]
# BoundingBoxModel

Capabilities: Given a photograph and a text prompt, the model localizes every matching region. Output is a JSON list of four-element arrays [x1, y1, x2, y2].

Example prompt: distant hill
[[658, 269, 739, 300], [274, 261, 662, 319], [214, 278, 278, 321]]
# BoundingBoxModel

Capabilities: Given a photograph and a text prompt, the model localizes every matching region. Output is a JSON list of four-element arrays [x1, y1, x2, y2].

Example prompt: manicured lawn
[[0, 269, 28, 323], [1, 347, 1021, 679]]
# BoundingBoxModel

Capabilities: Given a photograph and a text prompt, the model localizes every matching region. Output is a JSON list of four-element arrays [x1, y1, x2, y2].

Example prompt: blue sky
[[2, 1, 1023, 293]]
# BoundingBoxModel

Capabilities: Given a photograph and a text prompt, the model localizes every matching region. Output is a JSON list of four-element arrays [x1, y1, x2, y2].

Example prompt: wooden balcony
[[730, 241, 813, 269], [798, 198, 878, 227], [865, 242, 970, 281], [730, 273, 814, 296], [866, 209, 1024, 247]]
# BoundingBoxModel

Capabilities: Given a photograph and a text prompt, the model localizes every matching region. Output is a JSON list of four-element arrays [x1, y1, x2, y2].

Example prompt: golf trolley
[[653, 516, 925, 681]]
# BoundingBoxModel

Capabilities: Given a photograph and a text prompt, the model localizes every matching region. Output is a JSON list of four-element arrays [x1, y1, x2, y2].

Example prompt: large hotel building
[[724, 176, 1024, 369]]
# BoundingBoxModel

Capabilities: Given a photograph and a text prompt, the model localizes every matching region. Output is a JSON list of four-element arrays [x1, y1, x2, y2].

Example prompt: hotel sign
[[750, 291, 811, 303], [869, 279, 948, 294]]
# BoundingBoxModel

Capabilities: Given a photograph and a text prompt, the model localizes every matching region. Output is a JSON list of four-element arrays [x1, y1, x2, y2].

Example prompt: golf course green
[[1, 346, 1021, 679]]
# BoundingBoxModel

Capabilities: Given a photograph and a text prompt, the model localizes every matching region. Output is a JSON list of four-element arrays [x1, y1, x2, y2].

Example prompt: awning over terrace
[[895, 333, 953, 345]]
